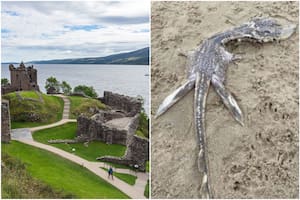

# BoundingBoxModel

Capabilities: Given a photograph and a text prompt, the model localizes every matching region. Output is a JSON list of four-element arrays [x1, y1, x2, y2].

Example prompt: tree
[[136, 111, 149, 138], [1, 78, 9, 86], [74, 85, 98, 98], [61, 81, 72, 95], [45, 76, 60, 93]]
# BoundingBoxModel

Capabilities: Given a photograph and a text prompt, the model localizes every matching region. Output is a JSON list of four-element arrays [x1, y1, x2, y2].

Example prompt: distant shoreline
[[3, 47, 149, 66], [2, 63, 149, 66]]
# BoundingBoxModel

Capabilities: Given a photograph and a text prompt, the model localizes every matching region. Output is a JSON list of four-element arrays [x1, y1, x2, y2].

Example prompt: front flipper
[[155, 78, 195, 118], [211, 74, 244, 126]]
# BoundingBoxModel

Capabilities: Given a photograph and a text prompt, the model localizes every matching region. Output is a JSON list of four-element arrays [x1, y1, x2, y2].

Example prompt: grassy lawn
[[32, 122, 126, 161], [3, 91, 64, 129], [11, 121, 55, 129], [19, 91, 40, 99], [2, 141, 129, 198], [2, 153, 73, 198], [101, 167, 137, 186], [144, 180, 149, 198], [68, 96, 105, 119]]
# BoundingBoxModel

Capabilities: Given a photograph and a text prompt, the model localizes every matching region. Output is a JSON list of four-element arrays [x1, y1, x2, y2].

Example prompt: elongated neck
[[210, 25, 254, 45]]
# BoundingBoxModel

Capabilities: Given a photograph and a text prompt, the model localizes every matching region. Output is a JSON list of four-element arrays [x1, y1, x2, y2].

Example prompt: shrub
[[74, 85, 98, 98], [1, 78, 9, 86], [45, 77, 60, 93], [61, 81, 72, 95], [136, 111, 149, 138]]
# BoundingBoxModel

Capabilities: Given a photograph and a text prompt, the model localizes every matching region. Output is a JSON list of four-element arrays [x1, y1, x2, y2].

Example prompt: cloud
[[1, 1, 150, 62], [64, 25, 105, 31]]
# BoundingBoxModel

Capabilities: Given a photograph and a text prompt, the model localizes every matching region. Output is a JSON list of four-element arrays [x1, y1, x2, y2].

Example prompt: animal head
[[246, 18, 296, 42]]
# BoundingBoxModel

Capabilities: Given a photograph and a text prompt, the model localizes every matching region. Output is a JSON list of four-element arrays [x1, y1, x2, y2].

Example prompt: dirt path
[[11, 94, 148, 199], [55, 94, 70, 120]]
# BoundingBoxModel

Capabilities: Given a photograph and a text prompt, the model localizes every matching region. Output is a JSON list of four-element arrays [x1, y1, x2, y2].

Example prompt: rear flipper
[[155, 78, 195, 118], [211, 74, 244, 126]]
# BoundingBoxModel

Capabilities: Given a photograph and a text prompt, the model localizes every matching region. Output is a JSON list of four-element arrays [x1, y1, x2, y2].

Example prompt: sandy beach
[[151, 1, 298, 198]]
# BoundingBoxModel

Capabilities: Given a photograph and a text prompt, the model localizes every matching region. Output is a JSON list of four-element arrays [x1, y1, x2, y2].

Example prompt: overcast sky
[[1, 1, 150, 62]]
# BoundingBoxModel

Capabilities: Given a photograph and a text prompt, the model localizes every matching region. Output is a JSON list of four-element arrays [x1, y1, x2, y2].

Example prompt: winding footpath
[[11, 95, 148, 199]]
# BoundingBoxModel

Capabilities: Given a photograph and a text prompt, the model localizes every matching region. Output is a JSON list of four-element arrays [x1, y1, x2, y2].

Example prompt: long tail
[[194, 71, 213, 198]]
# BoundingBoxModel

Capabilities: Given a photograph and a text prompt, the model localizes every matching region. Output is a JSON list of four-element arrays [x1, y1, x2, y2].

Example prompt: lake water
[[1, 64, 149, 114]]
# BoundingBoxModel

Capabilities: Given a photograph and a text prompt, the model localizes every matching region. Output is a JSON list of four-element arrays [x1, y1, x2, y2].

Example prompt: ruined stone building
[[2, 62, 40, 94], [99, 91, 142, 117], [76, 91, 149, 171]]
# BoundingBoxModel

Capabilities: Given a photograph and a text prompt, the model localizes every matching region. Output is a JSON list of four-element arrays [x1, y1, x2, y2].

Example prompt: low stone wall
[[1, 86, 17, 95], [76, 114, 128, 145], [98, 136, 149, 171], [48, 139, 77, 144], [100, 91, 142, 117], [1, 100, 11, 143]]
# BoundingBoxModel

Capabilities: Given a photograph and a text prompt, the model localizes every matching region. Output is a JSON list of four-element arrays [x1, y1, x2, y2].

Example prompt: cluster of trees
[[45, 76, 98, 98], [1, 78, 9, 86]]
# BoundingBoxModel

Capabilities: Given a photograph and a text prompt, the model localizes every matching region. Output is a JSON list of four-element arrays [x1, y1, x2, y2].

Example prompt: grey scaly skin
[[155, 18, 296, 198]]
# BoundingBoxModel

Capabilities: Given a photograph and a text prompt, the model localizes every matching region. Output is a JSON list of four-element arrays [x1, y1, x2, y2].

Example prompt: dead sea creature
[[155, 18, 296, 198]]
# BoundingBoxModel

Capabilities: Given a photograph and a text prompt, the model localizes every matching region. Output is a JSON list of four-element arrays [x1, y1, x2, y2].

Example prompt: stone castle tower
[[9, 62, 40, 92]]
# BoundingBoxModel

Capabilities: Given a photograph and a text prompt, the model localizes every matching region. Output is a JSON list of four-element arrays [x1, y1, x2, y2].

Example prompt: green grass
[[135, 111, 149, 139], [2, 153, 73, 198], [68, 96, 106, 119], [146, 161, 150, 172], [3, 91, 64, 129], [11, 121, 54, 129], [101, 167, 137, 186], [2, 141, 129, 199], [32, 122, 126, 161], [144, 180, 149, 198], [19, 91, 40, 99]]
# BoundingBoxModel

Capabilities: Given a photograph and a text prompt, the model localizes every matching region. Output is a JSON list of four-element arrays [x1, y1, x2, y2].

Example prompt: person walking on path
[[108, 166, 114, 180]]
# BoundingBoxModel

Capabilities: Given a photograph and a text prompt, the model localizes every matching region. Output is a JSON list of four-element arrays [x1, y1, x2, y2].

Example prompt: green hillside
[[31, 47, 149, 65], [2, 91, 64, 128]]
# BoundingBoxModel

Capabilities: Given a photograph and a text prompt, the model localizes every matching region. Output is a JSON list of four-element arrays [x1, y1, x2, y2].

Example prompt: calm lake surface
[[1, 64, 149, 114]]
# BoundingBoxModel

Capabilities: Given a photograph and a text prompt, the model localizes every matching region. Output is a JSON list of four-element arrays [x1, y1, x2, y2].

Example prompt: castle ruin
[[2, 62, 40, 94], [51, 91, 149, 171]]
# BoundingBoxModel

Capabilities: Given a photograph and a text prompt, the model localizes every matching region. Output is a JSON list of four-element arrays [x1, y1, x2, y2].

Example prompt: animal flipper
[[155, 78, 195, 118], [211, 74, 244, 126], [194, 71, 212, 198]]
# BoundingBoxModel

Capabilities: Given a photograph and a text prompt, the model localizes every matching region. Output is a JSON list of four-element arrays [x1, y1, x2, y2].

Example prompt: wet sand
[[151, 1, 298, 198]]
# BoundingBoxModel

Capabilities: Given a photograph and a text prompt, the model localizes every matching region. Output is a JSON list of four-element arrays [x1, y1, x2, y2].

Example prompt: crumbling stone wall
[[100, 91, 142, 117], [124, 135, 149, 170], [76, 114, 128, 145], [97, 114, 149, 171], [1, 100, 11, 143]]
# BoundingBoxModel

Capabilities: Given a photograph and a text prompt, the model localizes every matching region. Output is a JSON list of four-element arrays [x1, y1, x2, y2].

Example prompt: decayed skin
[[155, 18, 296, 198]]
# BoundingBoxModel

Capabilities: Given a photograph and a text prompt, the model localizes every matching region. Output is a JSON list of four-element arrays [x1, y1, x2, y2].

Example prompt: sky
[[1, 1, 150, 62]]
